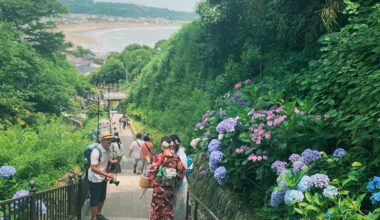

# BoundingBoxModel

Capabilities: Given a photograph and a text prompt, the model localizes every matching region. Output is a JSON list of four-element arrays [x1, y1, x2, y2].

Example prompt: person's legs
[[133, 159, 138, 173], [96, 181, 108, 219], [90, 182, 101, 220]]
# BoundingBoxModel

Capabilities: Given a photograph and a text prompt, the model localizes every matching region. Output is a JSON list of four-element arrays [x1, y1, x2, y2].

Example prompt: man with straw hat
[[88, 131, 118, 220]]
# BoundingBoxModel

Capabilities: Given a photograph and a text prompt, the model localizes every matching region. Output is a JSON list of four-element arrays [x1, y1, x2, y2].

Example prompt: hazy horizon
[[95, 0, 200, 12]]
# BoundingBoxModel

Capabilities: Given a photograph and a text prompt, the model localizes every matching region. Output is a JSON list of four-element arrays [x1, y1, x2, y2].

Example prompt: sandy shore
[[56, 21, 182, 49]]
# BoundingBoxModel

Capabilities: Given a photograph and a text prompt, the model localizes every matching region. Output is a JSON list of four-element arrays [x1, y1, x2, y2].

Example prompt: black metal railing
[[0, 173, 89, 220], [187, 191, 219, 220]]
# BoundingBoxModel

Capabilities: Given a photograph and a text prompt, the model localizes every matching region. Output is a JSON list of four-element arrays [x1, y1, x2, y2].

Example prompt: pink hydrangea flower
[[235, 82, 242, 89]]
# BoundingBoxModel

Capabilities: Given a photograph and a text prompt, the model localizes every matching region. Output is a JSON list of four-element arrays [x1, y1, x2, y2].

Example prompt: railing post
[[76, 173, 83, 220], [68, 172, 74, 219], [193, 200, 198, 220], [29, 181, 36, 220]]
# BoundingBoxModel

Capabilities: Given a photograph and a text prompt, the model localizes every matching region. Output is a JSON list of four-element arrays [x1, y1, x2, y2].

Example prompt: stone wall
[[188, 154, 254, 220]]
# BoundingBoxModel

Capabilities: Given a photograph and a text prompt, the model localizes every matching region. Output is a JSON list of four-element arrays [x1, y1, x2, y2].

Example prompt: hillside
[[60, 0, 197, 21]]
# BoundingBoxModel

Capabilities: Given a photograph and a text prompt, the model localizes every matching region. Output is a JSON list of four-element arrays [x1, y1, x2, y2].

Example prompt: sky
[[95, 0, 200, 12]]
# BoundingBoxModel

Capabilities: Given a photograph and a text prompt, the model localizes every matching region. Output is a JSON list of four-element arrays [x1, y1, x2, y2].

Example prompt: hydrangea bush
[[268, 148, 375, 219]]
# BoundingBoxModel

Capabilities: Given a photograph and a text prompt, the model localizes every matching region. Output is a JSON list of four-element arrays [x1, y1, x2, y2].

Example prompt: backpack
[[186, 156, 193, 174], [84, 144, 102, 177]]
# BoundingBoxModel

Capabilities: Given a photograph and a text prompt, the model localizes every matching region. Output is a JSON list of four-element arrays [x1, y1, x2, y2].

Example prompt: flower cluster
[[248, 154, 268, 161], [284, 190, 304, 206], [270, 149, 348, 208], [12, 190, 30, 209], [333, 148, 346, 158], [270, 190, 285, 207], [190, 138, 201, 148], [300, 149, 321, 165], [249, 106, 287, 145], [234, 79, 251, 89], [271, 161, 287, 175], [216, 117, 237, 134], [214, 166, 227, 185], [235, 145, 249, 154], [367, 176, 380, 204], [322, 185, 338, 198], [227, 92, 251, 106], [207, 139, 220, 152], [0, 166, 16, 178]]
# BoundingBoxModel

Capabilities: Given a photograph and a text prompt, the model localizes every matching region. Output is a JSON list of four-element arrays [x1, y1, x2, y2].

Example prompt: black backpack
[[84, 145, 102, 178]]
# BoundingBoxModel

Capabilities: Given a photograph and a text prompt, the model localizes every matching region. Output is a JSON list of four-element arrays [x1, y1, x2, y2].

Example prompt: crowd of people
[[87, 115, 189, 220]]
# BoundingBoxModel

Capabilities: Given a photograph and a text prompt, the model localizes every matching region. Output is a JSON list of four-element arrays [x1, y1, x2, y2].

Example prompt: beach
[[56, 20, 182, 56]]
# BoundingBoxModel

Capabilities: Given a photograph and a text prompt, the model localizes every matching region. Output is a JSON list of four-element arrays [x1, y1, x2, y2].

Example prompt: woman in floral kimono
[[148, 136, 186, 220], [170, 134, 188, 220]]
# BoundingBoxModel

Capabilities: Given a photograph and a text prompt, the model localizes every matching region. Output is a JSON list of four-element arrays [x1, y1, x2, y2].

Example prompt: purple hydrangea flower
[[289, 154, 301, 163], [297, 175, 311, 192], [370, 192, 380, 204], [301, 149, 321, 165], [292, 161, 306, 173], [214, 166, 227, 185], [200, 169, 208, 177], [323, 185, 338, 198], [367, 176, 380, 192], [278, 181, 288, 188], [216, 118, 237, 134], [309, 174, 330, 188], [207, 139, 220, 152], [220, 110, 226, 117], [204, 130, 210, 137], [271, 161, 287, 175], [333, 148, 346, 158], [270, 190, 285, 207], [0, 166, 16, 178], [202, 114, 209, 120], [284, 190, 304, 206], [209, 150, 223, 165]]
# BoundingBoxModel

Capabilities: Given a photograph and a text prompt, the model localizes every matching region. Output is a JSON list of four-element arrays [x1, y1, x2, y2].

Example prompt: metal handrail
[[187, 191, 219, 220], [0, 173, 89, 220]]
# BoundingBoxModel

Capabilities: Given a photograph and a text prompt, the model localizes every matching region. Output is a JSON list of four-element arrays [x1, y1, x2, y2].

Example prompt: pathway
[[84, 114, 152, 220]]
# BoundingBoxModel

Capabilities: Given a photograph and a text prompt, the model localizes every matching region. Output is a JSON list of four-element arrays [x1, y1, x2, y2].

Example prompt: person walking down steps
[[129, 133, 144, 174], [88, 131, 118, 220]]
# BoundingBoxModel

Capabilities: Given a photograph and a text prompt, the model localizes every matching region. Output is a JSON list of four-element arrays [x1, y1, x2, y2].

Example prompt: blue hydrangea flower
[[309, 174, 330, 188], [270, 190, 285, 207], [301, 149, 321, 165], [207, 139, 220, 152], [209, 150, 223, 165], [216, 118, 237, 134], [213, 166, 227, 185], [333, 148, 346, 158], [370, 192, 380, 204], [271, 161, 287, 175], [36, 200, 47, 215], [367, 176, 380, 192], [297, 175, 311, 192], [0, 166, 16, 178], [12, 190, 30, 209], [324, 212, 332, 218], [284, 190, 304, 206], [289, 154, 301, 163], [208, 161, 218, 172], [323, 185, 338, 198]]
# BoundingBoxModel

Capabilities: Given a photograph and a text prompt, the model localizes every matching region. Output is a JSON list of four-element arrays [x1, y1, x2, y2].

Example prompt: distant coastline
[[55, 14, 183, 56]]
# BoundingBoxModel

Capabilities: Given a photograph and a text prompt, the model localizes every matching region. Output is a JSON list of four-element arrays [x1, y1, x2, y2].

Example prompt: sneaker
[[97, 214, 109, 220]]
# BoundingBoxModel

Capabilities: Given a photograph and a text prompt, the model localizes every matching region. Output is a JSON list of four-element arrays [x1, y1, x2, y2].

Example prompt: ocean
[[71, 26, 180, 55]]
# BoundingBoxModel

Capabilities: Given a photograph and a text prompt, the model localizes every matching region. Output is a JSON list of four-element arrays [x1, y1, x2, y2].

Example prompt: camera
[[109, 178, 120, 186]]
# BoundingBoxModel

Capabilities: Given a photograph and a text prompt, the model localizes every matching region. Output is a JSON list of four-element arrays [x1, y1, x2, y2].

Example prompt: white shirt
[[111, 142, 124, 157], [129, 139, 144, 159], [88, 144, 111, 183]]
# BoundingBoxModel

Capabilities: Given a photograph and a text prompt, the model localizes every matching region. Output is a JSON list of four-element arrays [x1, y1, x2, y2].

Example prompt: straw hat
[[100, 131, 114, 140]]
